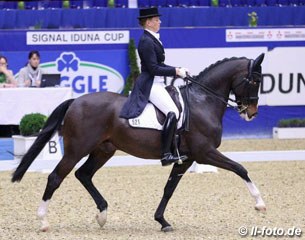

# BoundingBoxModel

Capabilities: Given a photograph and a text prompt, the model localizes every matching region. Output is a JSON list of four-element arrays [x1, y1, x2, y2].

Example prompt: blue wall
[[0, 7, 305, 29]]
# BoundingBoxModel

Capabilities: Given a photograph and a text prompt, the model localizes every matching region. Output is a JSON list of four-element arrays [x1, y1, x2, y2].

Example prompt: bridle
[[184, 59, 262, 113], [231, 59, 262, 112]]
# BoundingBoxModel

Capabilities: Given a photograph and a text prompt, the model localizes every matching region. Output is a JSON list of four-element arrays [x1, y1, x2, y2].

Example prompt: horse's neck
[[186, 61, 242, 118], [198, 60, 246, 97]]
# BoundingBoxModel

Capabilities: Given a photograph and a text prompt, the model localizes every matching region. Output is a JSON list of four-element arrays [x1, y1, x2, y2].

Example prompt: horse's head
[[231, 53, 264, 121]]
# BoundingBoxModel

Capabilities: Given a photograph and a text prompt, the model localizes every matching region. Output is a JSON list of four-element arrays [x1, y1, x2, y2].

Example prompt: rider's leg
[[149, 82, 187, 166]]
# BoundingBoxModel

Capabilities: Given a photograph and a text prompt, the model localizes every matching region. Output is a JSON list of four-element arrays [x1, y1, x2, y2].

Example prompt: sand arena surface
[[0, 139, 304, 240]]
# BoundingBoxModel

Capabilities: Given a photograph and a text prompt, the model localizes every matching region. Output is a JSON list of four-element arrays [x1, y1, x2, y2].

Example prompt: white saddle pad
[[128, 87, 185, 130]]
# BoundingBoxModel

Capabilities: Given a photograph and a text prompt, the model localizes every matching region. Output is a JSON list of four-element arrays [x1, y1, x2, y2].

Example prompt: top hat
[[138, 8, 161, 19]]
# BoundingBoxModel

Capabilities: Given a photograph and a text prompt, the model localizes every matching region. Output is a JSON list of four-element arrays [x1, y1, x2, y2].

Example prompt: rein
[[184, 75, 239, 109]]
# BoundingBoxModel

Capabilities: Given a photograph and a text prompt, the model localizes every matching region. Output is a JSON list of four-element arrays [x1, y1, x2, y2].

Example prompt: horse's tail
[[11, 99, 75, 183]]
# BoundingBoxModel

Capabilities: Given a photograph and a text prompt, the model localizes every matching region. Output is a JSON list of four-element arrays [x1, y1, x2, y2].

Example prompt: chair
[[178, 0, 190, 6], [40, 1, 62, 9], [289, 0, 299, 5], [93, 0, 108, 7], [230, 0, 244, 6], [25, 1, 39, 9], [277, 0, 289, 5], [189, 0, 199, 6], [167, 0, 179, 7], [298, 0, 304, 4], [255, 0, 266, 5], [83, 0, 94, 8], [265, 0, 277, 5], [245, 0, 256, 6], [137, 0, 150, 7], [158, 0, 168, 6], [70, 0, 84, 8], [1, 2, 18, 9], [289, 0, 299, 4], [116, 0, 128, 7], [198, 0, 211, 6], [218, 0, 230, 6], [150, 0, 167, 7]]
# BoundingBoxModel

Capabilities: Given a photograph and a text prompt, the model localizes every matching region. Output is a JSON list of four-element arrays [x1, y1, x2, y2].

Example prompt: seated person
[[0, 55, 17, 88], [18, 50, 44, 87]]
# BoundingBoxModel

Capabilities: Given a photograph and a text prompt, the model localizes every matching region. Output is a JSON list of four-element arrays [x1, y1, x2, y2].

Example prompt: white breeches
[[149, 82, 179, 118]]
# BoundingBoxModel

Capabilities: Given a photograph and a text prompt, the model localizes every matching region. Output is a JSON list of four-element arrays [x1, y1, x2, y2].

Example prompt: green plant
[[108, 0, 115, 7], [248, 12, 258, 27], [18, 1, 25, 10], [19, 113, 47, 136], [63, 0, 70, 8], [122, 38, 140, 96], [277, 118, 305, 128], [211, 0, 219, 7]]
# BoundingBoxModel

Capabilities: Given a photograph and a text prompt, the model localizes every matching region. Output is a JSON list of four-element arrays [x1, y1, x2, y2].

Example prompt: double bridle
[[184, 59, 262, 113]]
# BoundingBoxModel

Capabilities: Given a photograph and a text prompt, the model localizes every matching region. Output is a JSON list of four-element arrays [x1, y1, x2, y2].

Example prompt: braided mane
[[196, 57, 247, 80]]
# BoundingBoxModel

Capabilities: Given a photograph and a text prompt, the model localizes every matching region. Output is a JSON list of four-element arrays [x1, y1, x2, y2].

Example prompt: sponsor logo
[[41, 52, 124, 97], [27, 31, 130, 45], [226, 28, 305, 42]]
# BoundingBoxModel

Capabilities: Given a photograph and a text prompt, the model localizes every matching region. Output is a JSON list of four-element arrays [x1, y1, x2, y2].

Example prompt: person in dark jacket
[[120, 8, 188, 166]]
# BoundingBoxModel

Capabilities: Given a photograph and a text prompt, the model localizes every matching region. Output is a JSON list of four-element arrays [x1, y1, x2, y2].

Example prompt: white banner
[[165, 47, 305, 106], [226, 28, 305, 42], [26, 31, 130, 45]]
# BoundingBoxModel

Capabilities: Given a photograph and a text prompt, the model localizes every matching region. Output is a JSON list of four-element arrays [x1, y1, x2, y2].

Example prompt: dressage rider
[[119, 7, 188, 166]]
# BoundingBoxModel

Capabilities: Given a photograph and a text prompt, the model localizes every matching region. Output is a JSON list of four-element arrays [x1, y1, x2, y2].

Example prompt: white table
[[0, 87, 73, 125]]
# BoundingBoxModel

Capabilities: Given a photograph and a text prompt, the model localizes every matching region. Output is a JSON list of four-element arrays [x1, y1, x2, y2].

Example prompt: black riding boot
[[161, 112, 187, 166]]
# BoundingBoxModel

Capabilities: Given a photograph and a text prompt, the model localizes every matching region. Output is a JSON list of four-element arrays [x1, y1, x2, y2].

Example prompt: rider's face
[[147, 17, 161, 33]]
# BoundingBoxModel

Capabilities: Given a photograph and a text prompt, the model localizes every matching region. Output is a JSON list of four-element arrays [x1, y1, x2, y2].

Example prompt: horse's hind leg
[[37, 154, 81, 231], [75, 143, 116, 228], [202, 149, 266, 211], [154, 160, 194, 232]]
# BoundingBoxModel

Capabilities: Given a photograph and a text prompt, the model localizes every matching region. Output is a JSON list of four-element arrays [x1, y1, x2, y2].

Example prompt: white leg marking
[[37, 200, 50, 232], [96, 210, 107, 228], [244, 181, 266, 211]]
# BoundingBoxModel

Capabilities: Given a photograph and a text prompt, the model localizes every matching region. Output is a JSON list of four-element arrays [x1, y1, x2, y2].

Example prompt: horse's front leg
[[154, 160, 194, 232], [202, 149, 266, 211]]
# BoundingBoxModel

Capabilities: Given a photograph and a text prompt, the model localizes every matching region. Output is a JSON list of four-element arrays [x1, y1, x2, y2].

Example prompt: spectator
[[18, 50, 44, 87], [0, 55, 17, 88]]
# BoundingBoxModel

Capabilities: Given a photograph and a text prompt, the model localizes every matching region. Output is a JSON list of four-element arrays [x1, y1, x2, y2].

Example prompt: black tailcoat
[[119, 30, 176, 119]]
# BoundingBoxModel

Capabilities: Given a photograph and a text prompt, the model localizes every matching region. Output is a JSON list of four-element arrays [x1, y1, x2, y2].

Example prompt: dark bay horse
[[12, 54, 266, 232]]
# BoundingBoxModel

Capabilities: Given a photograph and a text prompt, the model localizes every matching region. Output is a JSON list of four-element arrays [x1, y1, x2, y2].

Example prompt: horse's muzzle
[[239, 104, 258, 121]]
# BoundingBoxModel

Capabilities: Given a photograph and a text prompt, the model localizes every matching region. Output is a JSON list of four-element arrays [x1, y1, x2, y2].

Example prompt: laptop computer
[[40, 74, 61, 88]]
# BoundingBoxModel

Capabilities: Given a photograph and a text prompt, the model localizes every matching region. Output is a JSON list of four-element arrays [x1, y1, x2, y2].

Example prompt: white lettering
[[26, 31, 129, 45]]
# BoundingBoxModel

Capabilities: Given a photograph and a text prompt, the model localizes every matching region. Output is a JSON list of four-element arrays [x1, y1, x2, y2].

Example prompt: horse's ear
[[254, 53, 265, 67]]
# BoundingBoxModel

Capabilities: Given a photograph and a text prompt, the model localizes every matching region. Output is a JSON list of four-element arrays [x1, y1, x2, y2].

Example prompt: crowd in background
[[0, 0, 304, 9]]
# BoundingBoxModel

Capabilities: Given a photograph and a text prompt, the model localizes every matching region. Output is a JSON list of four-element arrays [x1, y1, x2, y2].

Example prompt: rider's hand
[[176, 67, 189, 79]]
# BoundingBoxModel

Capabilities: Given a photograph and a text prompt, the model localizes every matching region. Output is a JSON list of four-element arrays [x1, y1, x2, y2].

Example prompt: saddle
[[128, 85, 185, 130]]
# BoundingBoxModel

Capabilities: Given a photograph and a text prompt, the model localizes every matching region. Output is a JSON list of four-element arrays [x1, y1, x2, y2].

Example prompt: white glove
[[177, 67, 189, 79]]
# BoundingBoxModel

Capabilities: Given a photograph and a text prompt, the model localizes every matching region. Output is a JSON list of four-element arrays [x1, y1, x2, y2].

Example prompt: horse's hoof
[[161, 226, 173, 232], [40, 226, 49, 232], [96, 210, 107, 228], [40, 219, 50, 232], [255, 205, 267, 212]]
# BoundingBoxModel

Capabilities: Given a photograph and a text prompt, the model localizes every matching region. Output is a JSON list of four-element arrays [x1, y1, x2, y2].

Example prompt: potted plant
[[12, 113, 63, 161], [12, 113, 47, 159], [273, 118, 305, 139]]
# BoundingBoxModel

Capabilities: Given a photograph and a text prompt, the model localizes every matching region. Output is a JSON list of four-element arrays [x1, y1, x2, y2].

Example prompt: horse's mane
[[196, 57, 248, 80]]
